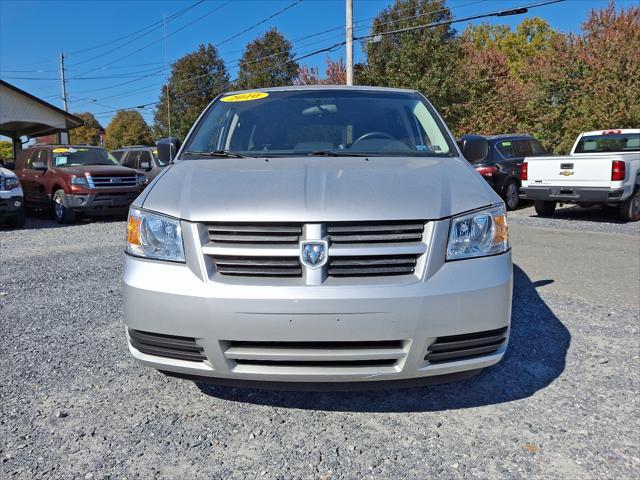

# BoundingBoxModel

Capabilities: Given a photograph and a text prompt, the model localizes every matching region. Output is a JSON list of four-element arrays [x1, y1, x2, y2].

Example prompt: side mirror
[[157, 137, 181, 164], [459, 134, 489, 163], [32, 161, 48, 171], [140, 161, 151, 171]]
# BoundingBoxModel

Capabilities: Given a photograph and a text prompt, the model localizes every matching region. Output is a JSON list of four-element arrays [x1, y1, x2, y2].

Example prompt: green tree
[[360, 0, 465, 128], [0, 140, 13, 159], [105, 110, 153, 150], [236, 28, 299, 89], [69, 112, 103, 145], [154, 43, 229, 140]]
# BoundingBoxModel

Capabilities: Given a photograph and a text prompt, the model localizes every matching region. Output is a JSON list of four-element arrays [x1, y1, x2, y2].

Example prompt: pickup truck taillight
[[520, 162, 528, 181], [475, 166, 498, 177], [611, 160, 626, 181]]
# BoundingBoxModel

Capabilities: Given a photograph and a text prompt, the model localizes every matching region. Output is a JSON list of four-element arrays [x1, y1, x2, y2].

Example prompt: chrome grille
[[91, 175, 137, 187], [327, 221, 424, 244], [201, 220, 427, 281]]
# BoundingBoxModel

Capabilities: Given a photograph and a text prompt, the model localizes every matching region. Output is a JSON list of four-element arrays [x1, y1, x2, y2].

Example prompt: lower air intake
[[425, 327, 507, 364], [128, 329, 206, 362]]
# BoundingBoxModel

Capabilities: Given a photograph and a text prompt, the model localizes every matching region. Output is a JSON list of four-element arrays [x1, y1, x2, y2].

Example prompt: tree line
[[71, 0, 638, 155]]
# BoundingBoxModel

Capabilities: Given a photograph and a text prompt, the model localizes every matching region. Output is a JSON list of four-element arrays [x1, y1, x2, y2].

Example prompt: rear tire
[[53, 190, 76, 224], [535, 200, 556, 217], [503, 180, 520, 211], [619, 189, 640, 222], [8, 205, 26, 228]]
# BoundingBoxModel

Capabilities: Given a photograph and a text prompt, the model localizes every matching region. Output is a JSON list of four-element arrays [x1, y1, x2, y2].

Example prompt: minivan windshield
[[574, 133, 640, 153], [183, 89, 455, 158], [52, 147, 119, 167]]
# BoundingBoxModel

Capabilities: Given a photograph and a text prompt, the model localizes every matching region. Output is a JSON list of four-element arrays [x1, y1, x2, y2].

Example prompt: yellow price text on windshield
[[220, 92, 269, 102]]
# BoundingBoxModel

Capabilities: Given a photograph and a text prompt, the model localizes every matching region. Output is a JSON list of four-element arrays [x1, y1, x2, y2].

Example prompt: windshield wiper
[[183, 150, 250, 158], [307, 150, 370, 157]]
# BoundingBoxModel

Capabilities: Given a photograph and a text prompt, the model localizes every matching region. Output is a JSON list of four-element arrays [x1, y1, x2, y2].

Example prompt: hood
[[0, 166, 17, 178], [53, 165, 139, 176], [141, 156, 497, 222]]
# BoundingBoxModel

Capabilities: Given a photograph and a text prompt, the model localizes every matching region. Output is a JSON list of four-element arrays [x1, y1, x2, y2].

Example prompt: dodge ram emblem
[[300, 241, 328, 269]]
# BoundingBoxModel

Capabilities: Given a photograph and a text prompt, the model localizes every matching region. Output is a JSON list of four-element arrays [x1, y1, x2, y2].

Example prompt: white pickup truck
[[520, 129, 640, 221]]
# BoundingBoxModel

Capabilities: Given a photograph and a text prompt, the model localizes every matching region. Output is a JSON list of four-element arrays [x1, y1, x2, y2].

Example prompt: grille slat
[[128, 329, 206, 362], [328, 221, 425, 244], [207, 223, 302, 245], [224, 340, 406, 368], [425, 327, 507, 364], [328, 255, 417, 277], [213, 256, 302, 277]]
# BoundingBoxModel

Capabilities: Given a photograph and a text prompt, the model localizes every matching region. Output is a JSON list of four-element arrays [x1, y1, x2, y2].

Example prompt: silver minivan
[[123, 86, 512, 387]]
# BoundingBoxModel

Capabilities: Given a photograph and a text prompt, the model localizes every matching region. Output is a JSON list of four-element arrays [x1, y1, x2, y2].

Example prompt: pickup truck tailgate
[[525, 154, 613, 187]]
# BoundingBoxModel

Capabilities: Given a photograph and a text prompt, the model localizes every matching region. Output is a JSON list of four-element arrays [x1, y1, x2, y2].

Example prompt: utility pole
[[346, 0, 353, 85], [59, 52, 68, 111], [163, 14, 171, 139]]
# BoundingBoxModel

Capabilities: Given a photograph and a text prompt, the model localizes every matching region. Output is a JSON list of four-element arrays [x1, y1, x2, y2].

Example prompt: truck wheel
[[8, 205, 26, 228], [503, 180, 520, 211], [619, 189, 640, 222], [53, 190, 76, 224], [535, 200, 556, 217]]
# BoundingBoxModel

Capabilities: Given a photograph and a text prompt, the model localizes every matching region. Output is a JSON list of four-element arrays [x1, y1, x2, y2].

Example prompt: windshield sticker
[[416, 145, 429, 151], [221, 92, 269, 102], [501, 141, 512, 146], [55, 156, 68, 166], [52, 148, 69, 153]]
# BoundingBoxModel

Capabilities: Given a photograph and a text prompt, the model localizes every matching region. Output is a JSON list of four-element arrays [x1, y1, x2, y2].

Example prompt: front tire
[[619, 189, 640, 222], [53, 190, 76, 224], [535, 200, 556, 217], [503, 180, 520, 211]]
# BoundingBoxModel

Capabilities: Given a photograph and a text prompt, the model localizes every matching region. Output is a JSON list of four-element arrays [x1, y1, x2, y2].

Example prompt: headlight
[[70, 176, 89, 186], [4, 177, 20, 190], [446, 204, 509, 261], [136, 174, 148, 186], [126, 208, 185, 262]]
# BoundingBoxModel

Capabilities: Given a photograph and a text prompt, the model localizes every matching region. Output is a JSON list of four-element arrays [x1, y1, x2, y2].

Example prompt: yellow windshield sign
[[220, 92, 269, 102], [52, 148, 69, 153]]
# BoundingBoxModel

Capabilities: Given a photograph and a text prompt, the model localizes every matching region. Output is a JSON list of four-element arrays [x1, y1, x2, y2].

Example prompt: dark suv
[[110, 146, 168, 181], [459, 134, 548, 210], [14, 145, 146, 223]]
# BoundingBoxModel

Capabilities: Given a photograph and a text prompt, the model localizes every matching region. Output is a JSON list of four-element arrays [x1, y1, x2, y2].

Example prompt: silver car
[[123, 86, 512, 387]]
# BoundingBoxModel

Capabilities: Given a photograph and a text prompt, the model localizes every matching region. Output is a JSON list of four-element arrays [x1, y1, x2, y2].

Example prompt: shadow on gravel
[[196, 264, 571, 412], [7, 209, 127, 230]]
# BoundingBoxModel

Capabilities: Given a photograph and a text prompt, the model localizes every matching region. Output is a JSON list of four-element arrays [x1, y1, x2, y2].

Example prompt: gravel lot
[[1, 207, 638, 480]]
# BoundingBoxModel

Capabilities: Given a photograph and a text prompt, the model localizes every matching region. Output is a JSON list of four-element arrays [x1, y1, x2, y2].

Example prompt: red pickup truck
[[14, 144, 147, 223]]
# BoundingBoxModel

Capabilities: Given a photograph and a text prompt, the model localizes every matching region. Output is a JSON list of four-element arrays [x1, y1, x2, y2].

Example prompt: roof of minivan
[[223, 85, 419, 95]]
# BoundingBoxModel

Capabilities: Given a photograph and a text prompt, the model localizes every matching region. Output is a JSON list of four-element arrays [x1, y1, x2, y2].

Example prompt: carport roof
[[0, 80, 84, 138]]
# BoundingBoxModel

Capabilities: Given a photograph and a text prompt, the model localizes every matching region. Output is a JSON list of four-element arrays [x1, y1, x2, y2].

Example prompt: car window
[[25, 149, 41, 169], [139, 151, 152, 168], [495, 141, 516, 159], [184, 90, 455, 157], [51, 147, 119, 167], [111, 150, 124, 162], [529, 139, 546, 155], [513, 140, 532, 158], [122, 151, 139, 169]]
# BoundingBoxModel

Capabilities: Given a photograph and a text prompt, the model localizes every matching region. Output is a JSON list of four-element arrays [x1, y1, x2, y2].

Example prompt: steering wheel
[[351, 131, 395, 146]]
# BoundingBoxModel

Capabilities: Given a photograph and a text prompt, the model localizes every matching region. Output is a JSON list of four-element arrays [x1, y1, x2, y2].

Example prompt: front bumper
[[123, 246, 513, 384], [0, 195, 24, 216], [520, 186, 624, 203], [59, 191, 140, 212]]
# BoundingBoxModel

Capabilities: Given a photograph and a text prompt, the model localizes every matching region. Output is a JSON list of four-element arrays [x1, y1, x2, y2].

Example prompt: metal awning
[[0, 80, 84, 139]]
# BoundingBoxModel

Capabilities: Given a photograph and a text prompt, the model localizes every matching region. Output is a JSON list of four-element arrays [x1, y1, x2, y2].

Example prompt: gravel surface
[[1, 211, 639, 479]]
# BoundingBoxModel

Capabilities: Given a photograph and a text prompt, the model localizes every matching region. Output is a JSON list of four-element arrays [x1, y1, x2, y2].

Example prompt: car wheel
[[534, 200, 556, 217], [8, 205, 26, 228], [53, 190, 76, 224], [619, 189, 640, 222], [503, 180, 520, 211]]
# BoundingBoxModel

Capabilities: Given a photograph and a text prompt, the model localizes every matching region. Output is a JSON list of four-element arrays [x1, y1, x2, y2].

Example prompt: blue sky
[[0, 0, 632, 129]]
